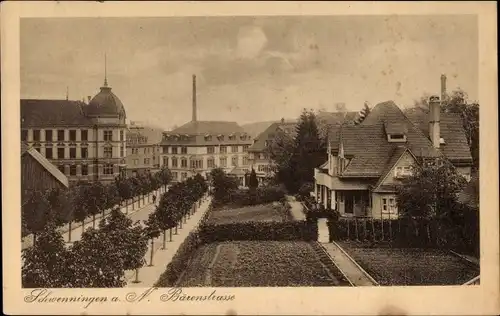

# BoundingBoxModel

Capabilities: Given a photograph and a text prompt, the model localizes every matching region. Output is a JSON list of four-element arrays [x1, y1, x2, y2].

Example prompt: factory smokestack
[[192, 74, 197, 122], [441, 74, 447, 102]]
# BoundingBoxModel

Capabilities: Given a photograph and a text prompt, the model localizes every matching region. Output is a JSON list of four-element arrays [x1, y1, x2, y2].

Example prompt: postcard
[[2, 1, 498, 315]]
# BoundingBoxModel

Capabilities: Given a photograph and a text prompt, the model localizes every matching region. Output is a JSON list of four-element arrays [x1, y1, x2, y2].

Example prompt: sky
[[21, 15, 478, 130]]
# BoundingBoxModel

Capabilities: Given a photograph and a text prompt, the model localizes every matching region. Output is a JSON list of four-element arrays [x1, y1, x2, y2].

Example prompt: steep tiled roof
[[21, 144, 69, 188], [404, 107, 472, 162], [171, 121, 243, 135], [248, 122, 297, 152], [21, 99, 93, 127], [331, 101, 445, 177]]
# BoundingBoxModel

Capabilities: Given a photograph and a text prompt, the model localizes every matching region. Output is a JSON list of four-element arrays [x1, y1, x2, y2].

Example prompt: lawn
[[337, 241, 480, 286], [206, 202, 292, 225], [177, 241, 351, 287]]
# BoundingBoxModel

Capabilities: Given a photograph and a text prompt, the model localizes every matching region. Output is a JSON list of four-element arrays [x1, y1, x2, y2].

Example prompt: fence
[[327, 211, 479, 257]]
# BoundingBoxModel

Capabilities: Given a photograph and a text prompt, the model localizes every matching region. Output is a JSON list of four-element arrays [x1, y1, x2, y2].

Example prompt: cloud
[[236, 26, 268, 59]]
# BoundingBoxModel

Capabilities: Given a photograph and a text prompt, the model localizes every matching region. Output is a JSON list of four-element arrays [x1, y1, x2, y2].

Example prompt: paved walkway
[[125, 194, 212, 287], [285, 195, 306, 221], [321, 242, 377, 286], [318, 218, 330, 243], [21, 187, 168, 249]]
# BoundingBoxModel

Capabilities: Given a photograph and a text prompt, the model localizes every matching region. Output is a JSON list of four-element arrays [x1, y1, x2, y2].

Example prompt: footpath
[[285, 195, 307, 221], [21, 187, 168, 250], [125, 194, 212, 287]]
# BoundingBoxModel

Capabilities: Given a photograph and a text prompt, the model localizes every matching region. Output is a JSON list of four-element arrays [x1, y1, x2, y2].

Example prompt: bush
[[154, 230, 202, 287], [199, 220, 318, 243], [298, 182, 314, 199], [228, 185, 287, 207]]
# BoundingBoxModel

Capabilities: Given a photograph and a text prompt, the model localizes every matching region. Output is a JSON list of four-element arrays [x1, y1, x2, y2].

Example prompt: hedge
[[228, 185, 287, 207], [199, 220, 318, 243]]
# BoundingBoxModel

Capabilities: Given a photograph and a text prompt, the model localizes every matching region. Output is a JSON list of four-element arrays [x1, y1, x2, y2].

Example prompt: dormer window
[[387, 134, 407, 143], [439, 137, 446, 145]]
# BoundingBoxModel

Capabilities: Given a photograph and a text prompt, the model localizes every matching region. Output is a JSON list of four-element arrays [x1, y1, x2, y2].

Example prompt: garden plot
[[337, 241, 480, 286], [206, 203, 292, 225], [177, 241, 350, 287]]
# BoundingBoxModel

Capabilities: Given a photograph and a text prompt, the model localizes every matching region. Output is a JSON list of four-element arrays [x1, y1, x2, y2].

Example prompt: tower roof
[[85, 85, 126, 118]]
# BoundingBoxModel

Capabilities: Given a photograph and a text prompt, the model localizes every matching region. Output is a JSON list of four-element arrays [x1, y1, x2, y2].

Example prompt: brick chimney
[[429, 95, 441, 148], [192, 74, 197, 122], [441, 74, 447, 102]]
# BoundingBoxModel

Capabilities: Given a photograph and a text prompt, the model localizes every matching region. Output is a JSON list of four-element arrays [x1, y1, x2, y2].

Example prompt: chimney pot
[[429, 95, 441, 148]]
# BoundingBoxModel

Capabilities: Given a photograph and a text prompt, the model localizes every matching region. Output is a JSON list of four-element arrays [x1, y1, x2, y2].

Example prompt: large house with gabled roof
[[160, 75, 253, 184], [314, 94, 473, 219]]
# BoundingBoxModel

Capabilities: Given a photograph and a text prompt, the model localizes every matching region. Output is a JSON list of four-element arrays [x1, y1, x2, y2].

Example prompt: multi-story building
[[126, 121, 163, 176], [160, 75, 253, 185], [247, 119, 297, 184], [20, 76, 127, 185], [314, 75, 473, 218]]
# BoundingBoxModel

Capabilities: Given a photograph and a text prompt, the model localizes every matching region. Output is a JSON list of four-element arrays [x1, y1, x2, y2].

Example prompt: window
[[45, 147, 53, 159], [220, 146, 227, 154], [394, 166, 412, 178], [205, 136, 212, 141], [133, 159, 139, 165], [181, 158, 188, 168], [104, 130, 113, 141], [103, 164, 114, 175], [382, 198, 397, 214], [45, 130, 53, 142], [33, 130, 40, 141], [144, 148, 147, 154], [81, 147, 88, 158], [57, 148, 65, 159], [33, 144, 41, 153], [220, 156, 227, 167], [57, 130, 65, 141], [120, 146, 124, 158], [243, 145, 249, 152], [207, 157, 215, 168], [181, 172, 187, 181], [190, 159, 203, 169], [229, 135, 235, 141], [172, 157, 178, 167], [58, 165, 65, 174], [243, 156, 249, 166], [181, 147, 187, 154], [81, 130, 88, 141], [163, 156, 169, 167], [69, 165, 77, 176], [104, 146, 113, 158], [232, 145, 239, 153], [69, 130, 76, 141], [69, 147, 76, 159], [21, 130, 28, 141], [120, 130, 124, 141], [144, 158, 150, 165], [232, 156, 238, 167], [81, 164, 88, 176], [163, 146, 169, 154], [207, 146, 215, 154], [172, 147, 178, 154]]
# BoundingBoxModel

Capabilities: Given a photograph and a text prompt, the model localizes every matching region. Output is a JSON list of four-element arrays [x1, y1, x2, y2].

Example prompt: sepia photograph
[[2, 1, 498, 315]]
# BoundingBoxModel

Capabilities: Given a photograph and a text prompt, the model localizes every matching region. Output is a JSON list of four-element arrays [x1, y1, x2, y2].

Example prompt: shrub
[[228, 185, 287, 207], [199, 220, 318, 243], [154, 230, 202, 287], [298, 182, 314, 199]]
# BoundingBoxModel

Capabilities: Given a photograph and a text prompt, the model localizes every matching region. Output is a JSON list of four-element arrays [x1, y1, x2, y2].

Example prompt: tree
[[86, 182, 107, 228], [396, 158, 467, 240], [71, 184, 89, 236], [273, 109, 326, 193], [115, 175, 133, 213], [209, 168, 238, 205], [143, 213, 162, 266], [248, 168, 259, 189], [157, 166, 172, 192], [22, 190, 53, 246], [22, 221, 70, 288], [98, 208, 148, 272], [66, 228, 126, 287]]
